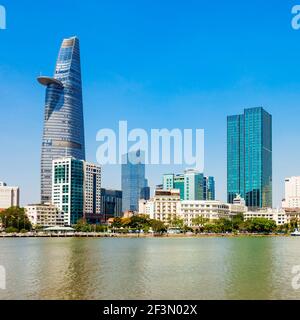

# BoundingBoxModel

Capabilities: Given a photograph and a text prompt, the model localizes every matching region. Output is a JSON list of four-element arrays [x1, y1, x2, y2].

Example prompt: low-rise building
[[25, 204, 65, 228], [139, 190, 248, 227], [179, 200, 232, 226], [0, 182, 20, 210], [139, 189, 180, 223], [244, 208, 287, 225]]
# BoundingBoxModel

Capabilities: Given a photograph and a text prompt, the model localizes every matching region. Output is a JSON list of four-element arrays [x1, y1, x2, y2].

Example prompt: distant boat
[[291, 229, 300, 236]]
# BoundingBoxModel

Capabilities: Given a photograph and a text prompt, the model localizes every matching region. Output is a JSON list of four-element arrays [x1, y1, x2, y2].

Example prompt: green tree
[[129, 215, 150, 230], [169, 217, 184, 229], [150, 220, 167, 234], [232, 213, 244, 231], [191, 216, 209, 233], [0, 207, 32, 232], [245, 218, 277, 234], [111, 217, 123, 228]]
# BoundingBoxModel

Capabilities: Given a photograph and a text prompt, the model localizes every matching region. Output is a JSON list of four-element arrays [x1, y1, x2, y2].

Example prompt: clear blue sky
[[0, 0, 299, 206]]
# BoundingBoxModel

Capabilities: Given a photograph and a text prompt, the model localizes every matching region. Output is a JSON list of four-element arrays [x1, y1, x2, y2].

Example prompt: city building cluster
[[1, 36, 300, 230]]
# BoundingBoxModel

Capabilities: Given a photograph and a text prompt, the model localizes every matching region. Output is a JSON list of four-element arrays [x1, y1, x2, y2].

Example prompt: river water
[[0, 237, 299, 300]]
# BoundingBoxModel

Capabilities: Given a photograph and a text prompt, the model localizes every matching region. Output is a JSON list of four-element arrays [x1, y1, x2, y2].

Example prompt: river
[[0, 237, 299, 300]]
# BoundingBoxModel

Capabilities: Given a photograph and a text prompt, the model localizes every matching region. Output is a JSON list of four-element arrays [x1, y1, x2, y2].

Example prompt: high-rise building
[[121, 150, 149, 212], [0, 182, 20, 210], [174, 175, 185, 200], [227, 107, 272, 209], [163, 173, 213, 201], [184, 169, 204, 201], [52, 157, 84, 226], [203, 176, 215, 200], [84, 163, 102, 221], [163, 174, 185, 200], [38, 36, 85, 203], [282, 176, 300, 209], [52, 157, 101, 225]]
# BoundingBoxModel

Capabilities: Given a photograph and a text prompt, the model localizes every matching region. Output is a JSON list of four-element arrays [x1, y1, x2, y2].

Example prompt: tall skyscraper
[[227, 107, 272, 209], [38, 36, 85, 203], [121, 150, 149, 212]]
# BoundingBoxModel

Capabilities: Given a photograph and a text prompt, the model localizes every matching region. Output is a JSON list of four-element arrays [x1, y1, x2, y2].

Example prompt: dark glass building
[[101, 189, 123, 219], [121, 150, 149, 212], [227, 107, 272, 209], [38, 36, 85, 203], [203, 176, 215, 200]]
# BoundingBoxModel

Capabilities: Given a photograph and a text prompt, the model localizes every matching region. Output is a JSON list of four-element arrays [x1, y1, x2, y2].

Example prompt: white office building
[[25, 204, 65, 228], [282, 176, 300, 209], [139, 191, 248, 227], [52, 157, 102, 225], [0, 182, 20, 210], [244, 208, 287, 225]]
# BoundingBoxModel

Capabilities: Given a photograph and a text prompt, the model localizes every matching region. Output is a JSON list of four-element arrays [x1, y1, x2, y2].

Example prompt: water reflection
[[0, 237, 300, 300]]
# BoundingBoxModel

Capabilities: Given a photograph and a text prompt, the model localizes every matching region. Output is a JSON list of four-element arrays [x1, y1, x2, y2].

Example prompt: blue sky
[[0, 0, 300, 206]]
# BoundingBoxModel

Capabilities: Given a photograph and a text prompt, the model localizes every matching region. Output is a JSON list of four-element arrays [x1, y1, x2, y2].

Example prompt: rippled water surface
[[0, 237, 300, 300]]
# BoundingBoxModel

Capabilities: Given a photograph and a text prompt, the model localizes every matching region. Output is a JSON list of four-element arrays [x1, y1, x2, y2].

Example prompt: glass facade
[[121, 150, 149, 212], [184, 169, 204, 201], [39, 37, 85, 203], [174, 175, 185, 200], [203, 176, 215, 200], [227, 107, 272, 208], [163, 174, 185, 200]]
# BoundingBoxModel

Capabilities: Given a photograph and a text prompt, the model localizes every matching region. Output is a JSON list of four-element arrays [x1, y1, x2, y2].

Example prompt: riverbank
[[0, 232, 292, 238]]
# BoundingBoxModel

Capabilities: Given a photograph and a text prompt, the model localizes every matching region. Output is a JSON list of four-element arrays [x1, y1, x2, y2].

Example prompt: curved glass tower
[[38, 36, 85, 203]]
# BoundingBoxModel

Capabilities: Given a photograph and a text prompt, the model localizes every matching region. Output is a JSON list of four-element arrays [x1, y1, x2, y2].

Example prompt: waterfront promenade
[[0, 232, 291, 238]]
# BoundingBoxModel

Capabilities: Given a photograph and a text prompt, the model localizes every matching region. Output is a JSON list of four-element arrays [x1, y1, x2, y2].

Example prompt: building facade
[[203, 176, 215, 200], [52, 157, 84, 226], [38, 36, 85, 204], [184, 169, 204, 201], [0, 182, 19, 210], [121, 150, 149, 212], [282, 176, 300, 209], [180, 200, 242, 227], [52, 158, 102, 225], [25, 204, 65, 228], [84, 163, 101, 221], [163, 174, 185, 200], [139, 189, 181, 224], [227, 107, 272, 209], [139, 191, 247, 227], [244, 209, 287, 226], [163, 173, 214, 201], [101, 189, 122, 219]]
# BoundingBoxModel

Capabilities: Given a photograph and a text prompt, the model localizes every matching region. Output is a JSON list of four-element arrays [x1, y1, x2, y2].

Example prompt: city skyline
[[1, 1, 300, 207]]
